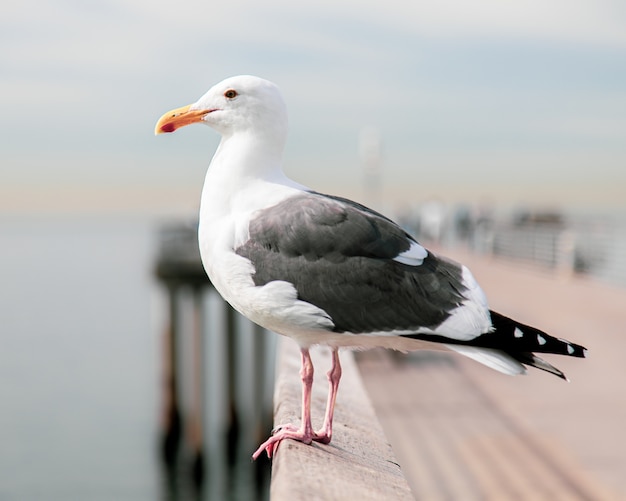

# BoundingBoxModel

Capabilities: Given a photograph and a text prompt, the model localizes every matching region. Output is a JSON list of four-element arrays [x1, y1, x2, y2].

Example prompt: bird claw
[[313, 430, 331, 444], [251, 425, 333, 461], [251, 424, 317, 461], [271, 423, 298, 435]]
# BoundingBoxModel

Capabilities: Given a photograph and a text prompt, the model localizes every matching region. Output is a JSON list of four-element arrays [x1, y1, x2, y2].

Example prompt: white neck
[[199, 130, 305, 224], [213, 131, 285, 181]]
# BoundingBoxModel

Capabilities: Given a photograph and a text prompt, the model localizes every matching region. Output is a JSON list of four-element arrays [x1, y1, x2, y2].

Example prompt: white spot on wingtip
[[393, 241, 428, 266], [514, 327, 524, 338], [537, 334, 547, 345], [567, 344, 575, 355]]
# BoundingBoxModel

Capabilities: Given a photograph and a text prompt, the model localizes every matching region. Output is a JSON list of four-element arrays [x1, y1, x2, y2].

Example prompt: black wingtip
[[489, 311, 587, 359], [566, 342, 587, 358]]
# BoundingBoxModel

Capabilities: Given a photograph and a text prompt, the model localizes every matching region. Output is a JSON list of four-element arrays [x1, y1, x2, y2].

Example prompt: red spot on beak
[[160, 122, 176, 133]]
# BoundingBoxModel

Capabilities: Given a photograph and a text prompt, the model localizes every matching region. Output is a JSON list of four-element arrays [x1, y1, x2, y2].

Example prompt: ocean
[[0, 214, 161, 500]]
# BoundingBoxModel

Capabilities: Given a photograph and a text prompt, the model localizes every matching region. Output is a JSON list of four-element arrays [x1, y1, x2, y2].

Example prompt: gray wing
[[235, 191, 469, 334]]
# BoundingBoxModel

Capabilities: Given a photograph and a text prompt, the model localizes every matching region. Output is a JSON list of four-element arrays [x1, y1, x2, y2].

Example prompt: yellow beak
[[154, 104, 211, 135]]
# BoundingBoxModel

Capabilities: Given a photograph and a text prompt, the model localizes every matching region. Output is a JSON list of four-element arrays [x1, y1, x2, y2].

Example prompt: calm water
[[0, 214, 163, 500]]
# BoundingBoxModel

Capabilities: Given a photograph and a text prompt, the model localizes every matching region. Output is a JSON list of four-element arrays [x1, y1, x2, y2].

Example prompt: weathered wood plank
[[270, 338, 414, 501], [447, 247, 625, 500], [358, 349, 615, 500]]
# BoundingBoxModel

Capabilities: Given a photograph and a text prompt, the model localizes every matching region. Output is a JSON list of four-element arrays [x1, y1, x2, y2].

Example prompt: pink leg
[[313, 348, 342, 444], [252, 348, 315, 460]]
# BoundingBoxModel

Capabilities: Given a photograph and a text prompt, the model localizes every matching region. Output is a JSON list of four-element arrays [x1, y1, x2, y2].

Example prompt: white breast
[[198, 169, 335, 340]]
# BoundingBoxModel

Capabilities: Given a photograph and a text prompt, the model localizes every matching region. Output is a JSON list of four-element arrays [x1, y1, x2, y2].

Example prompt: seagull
[[155, 75, 586, 460]]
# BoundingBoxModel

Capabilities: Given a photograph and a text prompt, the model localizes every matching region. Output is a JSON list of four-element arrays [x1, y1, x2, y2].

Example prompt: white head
[[155, 75, 288, 141]]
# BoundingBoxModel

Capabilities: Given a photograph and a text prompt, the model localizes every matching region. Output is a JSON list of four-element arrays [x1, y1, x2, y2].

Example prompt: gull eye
[[224, 89, 238, 99]]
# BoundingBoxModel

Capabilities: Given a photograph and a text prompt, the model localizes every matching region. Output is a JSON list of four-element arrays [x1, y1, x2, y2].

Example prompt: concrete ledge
[[269, 338, 413, 501]]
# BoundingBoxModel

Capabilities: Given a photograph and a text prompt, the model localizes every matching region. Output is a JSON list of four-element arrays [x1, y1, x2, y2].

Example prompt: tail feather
[[510, 352, 569, 381], [468, 311, 587, 380], [445, 344, 527, 376], [488, 311, 587, 359], [402, 310, 587, 379]]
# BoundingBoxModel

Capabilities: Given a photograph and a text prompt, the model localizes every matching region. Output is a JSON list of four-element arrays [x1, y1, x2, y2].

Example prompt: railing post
[[225, 303, 240, 464], [189, 285, 205, 483], [160, 282, 181, 466]]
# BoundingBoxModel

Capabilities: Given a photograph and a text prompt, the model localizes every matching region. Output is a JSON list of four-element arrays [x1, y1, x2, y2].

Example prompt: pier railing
[[470, 217, 626, 286]]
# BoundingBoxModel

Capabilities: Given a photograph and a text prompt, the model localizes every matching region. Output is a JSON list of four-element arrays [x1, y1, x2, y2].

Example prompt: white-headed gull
[[155, 75, 586, 460]]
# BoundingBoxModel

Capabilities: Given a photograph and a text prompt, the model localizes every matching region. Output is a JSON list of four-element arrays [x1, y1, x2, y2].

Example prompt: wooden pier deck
[[359, 248, 625, 500], [270, 248, 626, 500]]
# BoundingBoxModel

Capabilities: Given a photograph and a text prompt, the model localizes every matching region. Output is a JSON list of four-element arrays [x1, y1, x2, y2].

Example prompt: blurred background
[[2, 1, 625, 500]]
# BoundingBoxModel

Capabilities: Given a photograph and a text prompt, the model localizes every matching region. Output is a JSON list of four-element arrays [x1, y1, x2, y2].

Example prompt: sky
[[2, 0, 626, 214]]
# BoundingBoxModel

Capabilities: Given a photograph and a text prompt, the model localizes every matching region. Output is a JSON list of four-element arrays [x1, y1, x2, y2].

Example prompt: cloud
[[2, 0, 626, 211], [138, 0, 626, 48]]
